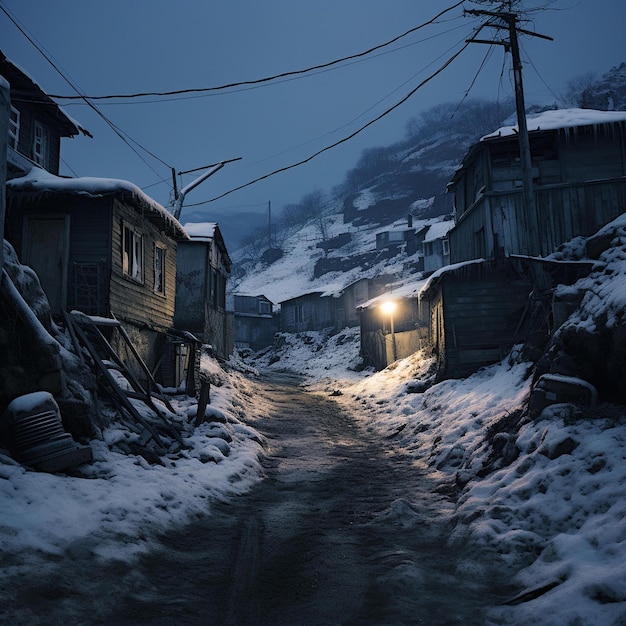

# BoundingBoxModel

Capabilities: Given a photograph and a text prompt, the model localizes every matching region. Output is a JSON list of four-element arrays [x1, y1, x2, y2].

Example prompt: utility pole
[[171, 157, 241, 221], [268, 200, 272, 248], [466, 8, 552, 255]]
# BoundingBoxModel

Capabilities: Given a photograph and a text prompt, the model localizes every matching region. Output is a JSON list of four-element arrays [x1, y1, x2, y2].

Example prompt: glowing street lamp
[[380, 299, 397, 362]]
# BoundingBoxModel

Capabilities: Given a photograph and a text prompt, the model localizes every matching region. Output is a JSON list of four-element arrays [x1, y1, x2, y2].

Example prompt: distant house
[[1, 50, 88, 181], [280, 291, 332, 334], [175, 222, 233, 360], [5, 169, 187, 382], [375, 228, 415, 250], [280, 275, 396, 335], [448, 109, 626, 262], [228, 294, 277, 351], [422, 220, 454, 274]]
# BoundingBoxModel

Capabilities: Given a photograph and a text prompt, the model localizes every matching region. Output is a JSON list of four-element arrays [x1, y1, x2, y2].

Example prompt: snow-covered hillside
[[228, 99, 511, 302], [232, 206, 449, 304]]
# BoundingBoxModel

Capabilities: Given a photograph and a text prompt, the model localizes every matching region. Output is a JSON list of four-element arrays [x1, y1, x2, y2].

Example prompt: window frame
[[122, 224, 144, 283], [153, 244, 166, 295], [9, 106, 19, 150], [32, 121, 48, 167], [295, 304, 304, 324], [442, 238, 450, 257]]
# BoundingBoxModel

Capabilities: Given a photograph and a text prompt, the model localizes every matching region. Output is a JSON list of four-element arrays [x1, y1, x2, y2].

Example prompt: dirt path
[[7, 372, 512, 625]]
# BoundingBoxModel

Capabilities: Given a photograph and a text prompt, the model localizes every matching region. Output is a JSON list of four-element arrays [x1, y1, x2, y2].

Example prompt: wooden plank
[[67, 315, 167, 449]]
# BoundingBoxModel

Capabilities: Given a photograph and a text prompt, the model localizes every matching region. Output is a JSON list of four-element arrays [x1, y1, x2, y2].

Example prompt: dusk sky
[[2, 0, 624, 223]]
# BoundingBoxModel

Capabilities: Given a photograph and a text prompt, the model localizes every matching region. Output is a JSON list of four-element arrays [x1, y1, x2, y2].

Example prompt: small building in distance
[[229, 294, 277, 352], [175, 222, 233, 360]]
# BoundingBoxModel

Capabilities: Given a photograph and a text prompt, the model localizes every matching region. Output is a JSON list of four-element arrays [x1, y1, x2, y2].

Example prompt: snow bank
[[0, 364, 266, 573]]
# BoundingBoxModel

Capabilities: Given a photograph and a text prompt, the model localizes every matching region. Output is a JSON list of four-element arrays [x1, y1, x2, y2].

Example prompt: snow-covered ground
[[2, 210, 626, 623], [254, 330, 626, 625], [1, 323, 625, 623], [0, 355, 267, 568]]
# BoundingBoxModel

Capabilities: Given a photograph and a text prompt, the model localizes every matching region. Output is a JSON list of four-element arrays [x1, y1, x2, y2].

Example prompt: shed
[[358, 279, 427, 370], [280, 291, 333, 333], [418, 255, 594, 379]]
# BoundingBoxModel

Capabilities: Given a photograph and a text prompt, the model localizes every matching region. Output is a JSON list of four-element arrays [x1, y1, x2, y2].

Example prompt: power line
[[0, 1, 173, 177], [40, 22, 470, 109], [452, 42, 497, 118], [199, 31, 481, 205], [44, 1, 467, 102]]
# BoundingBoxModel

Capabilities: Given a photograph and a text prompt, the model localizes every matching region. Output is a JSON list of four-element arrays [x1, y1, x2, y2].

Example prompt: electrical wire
[[519, 39, 564, 106], [451, 42, 497, 119], [43, 1, 467, 102], [0, 1, 173, 177], [199, 29, 483, 205]]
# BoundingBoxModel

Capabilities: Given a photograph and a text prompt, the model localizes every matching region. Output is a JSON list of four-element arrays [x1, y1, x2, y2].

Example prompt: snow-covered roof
[[449, 108, 626, 188], [482, 108, 626, 141], [419, 259, 486, 298], [7, 167, 188, 240], [358, 277, 428, 310], [423, 220, 454, 242], [183, 222, 218, 241]]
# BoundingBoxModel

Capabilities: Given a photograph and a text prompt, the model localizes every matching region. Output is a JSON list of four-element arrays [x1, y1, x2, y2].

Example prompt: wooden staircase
[[63, 311, 184, 452]]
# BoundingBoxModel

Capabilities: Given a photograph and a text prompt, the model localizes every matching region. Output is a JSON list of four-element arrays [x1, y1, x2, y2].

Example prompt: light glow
[[380, 300, 397, 315]]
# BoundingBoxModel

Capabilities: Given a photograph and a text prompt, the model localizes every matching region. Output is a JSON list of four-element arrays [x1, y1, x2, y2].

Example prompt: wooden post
[[194, 379, 211, 427]]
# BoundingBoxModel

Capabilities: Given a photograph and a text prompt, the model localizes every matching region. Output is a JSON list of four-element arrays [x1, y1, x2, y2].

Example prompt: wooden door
[[23, 216, 69, 315]]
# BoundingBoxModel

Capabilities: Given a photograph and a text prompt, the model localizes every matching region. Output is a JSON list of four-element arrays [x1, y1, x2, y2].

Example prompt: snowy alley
[[2, 371, 512, 625]]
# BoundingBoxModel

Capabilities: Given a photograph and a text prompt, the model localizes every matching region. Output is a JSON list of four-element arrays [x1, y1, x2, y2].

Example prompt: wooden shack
[[419, 260, 531, 378], [448, 109, 626, 262], [5, 169, 188, 380], [358, 279, 428, 370], [280, 291, 332, 333], [419, 256, 594, 379]]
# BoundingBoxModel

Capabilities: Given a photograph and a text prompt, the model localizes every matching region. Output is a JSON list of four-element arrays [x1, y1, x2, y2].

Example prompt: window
[[9, 106, 19, 150], [295, 304, 304, 324], [259, 300, 271, 315], [442, 238, 450, 256], [33, 121, 48, 167], [123, 225, 143, 282], [154, 245, 165, 294]]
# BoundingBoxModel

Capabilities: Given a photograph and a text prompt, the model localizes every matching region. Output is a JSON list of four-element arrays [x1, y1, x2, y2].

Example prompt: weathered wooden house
[[448, 109, 626, 262], [412, 109, 626, 379], [418, 256, 594, 379], [175, 222, 233, 360], [5, 169, 188, 382], [1, 51, 88, 181], [228, 294, 277, 351]]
